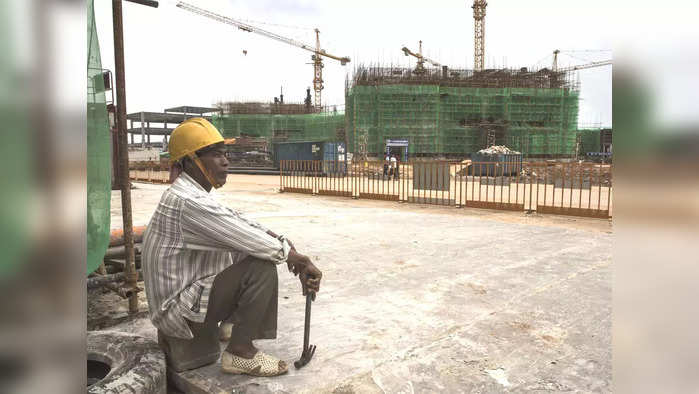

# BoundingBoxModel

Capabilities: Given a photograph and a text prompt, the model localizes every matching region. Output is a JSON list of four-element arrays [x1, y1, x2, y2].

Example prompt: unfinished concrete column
[[140, 111, 145, 148]]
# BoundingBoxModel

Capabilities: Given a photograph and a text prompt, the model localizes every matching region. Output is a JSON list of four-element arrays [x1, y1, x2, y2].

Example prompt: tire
[[87, 330, 166, 394]]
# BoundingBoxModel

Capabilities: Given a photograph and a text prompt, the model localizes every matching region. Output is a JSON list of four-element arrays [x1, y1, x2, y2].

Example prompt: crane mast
[[472, 0, 487, 72], [312, 29, 323, 109], [175, 1, 350, 110], [552, 49, 560, 72]]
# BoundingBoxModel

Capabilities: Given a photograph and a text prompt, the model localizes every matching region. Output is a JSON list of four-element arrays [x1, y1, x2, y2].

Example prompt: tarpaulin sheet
[[87, 0, 111, 274]]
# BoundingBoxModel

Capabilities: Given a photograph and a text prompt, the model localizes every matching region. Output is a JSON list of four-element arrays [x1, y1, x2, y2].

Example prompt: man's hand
[[286, 249, 322, 300]]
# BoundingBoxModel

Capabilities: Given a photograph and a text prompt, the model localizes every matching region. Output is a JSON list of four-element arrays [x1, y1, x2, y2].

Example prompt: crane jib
[[175, 0, 350, 109]]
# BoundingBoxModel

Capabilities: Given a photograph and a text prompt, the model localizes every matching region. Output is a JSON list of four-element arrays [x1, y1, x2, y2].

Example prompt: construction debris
[[478, 145, 521, 155]]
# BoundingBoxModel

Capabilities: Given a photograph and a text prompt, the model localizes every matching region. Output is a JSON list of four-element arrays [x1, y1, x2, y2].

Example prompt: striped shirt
[[142, 172, 290, 339]]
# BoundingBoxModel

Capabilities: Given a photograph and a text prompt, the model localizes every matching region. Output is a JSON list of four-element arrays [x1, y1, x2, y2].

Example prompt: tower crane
[[401, 41, 441, 74], [552, 49, 612, 72], [471, 0, 487, 72], [174, 1, 350, 110], [558, 60, 612, 72]]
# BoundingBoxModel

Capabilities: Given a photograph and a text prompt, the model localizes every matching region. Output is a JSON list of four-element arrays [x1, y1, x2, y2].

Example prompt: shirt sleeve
[[180, 197, 290, 264], [231, 208, 271, 234]]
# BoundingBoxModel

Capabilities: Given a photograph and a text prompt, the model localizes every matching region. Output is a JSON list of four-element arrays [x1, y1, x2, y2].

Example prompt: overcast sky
[[94, 0, 616, 128]]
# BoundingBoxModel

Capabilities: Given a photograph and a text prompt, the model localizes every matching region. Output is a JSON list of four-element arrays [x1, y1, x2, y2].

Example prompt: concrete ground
[[106, 174, 611, 393]]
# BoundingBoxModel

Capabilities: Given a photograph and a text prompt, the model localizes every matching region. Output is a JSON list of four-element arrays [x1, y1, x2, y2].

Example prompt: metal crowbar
[[294, 292, 316, 369]]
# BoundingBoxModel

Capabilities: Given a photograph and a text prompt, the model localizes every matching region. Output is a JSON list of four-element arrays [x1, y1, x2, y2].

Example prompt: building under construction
[[212, 97, 345, 148], [209, 62, 583, 160], [346, 65, 580, 159]]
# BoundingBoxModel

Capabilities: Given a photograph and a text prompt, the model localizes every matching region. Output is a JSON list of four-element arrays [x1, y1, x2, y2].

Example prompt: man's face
[[197, 143, 229, 186]]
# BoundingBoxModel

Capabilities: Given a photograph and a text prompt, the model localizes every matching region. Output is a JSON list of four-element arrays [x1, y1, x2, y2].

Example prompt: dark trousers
[[187, 256, 279, 341], [160, 256, 279, 371]]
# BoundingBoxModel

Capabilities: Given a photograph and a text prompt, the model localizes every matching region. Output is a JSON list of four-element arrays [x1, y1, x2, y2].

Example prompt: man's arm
[[264, 230, 295, 250], [187, 198, 320, 297], [181, 199, 290, 264], [228, 208, 270, 233], [258, 229, 318, 298], [231, 210, 296, 250]]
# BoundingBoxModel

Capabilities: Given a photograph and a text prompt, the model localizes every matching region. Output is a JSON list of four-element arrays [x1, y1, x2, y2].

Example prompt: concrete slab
[[108, 175, 611, 393]]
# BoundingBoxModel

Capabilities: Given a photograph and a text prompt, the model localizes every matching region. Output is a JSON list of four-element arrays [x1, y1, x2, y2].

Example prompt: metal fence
[[129, 169, 169, 183], [129, 162, 170, 184], [280, 160, 612, 219]]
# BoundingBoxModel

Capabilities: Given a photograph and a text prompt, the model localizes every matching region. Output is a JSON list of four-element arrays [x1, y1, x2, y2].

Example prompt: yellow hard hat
[[168, 117, 224, 162], [168, 117, 226, 188]]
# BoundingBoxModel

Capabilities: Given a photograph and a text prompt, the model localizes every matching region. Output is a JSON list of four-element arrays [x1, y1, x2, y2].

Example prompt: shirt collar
[[176, 172, 209, 195]]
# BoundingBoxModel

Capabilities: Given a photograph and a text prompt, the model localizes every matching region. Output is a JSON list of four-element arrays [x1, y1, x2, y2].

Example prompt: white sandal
[[221, 351, 289, 377]]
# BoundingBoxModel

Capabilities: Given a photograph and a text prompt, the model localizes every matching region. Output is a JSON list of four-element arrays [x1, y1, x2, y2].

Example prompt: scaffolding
[[576, 128, 603, 155], [346, 65, 580, 158], [212, 111, 346, 148], [216, 101, 313, 115]]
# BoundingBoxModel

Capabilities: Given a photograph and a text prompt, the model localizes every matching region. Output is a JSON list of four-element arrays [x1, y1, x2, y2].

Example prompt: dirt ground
[[103, 174, 611, 393]]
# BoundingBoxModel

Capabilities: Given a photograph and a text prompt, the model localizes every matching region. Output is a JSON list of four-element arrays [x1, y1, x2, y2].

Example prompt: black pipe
[[104, 244, 142, 260]]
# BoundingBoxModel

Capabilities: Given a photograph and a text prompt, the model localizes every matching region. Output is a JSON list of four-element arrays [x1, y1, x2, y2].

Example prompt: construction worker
[[390, 154, 398, 180], [142, 118, 321, 377], [383, 153, 390, 178]]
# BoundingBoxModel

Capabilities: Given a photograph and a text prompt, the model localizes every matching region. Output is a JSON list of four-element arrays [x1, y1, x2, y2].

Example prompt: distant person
[[390, 155, 398, 180], [143, 118, 321, 377], [383, 154, 390, 178]]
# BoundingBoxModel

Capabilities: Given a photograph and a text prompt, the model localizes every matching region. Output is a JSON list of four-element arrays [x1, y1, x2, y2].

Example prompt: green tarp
[[87, 0, 111, 274], [0, 0, 31, 279]]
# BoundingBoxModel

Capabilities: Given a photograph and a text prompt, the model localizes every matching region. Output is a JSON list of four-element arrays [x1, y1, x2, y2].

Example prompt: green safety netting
[[0, 0, 31, 279], [346, 85, 579, 156], [212, 112, 345, 143], [87, 0, 111, 275], [577, 129, 602, 154], [212, 85, 580, 158]]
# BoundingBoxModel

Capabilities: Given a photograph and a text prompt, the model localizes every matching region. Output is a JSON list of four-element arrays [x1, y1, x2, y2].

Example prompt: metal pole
[[112, 0, 139, 313], [87, 270, 143, 289]]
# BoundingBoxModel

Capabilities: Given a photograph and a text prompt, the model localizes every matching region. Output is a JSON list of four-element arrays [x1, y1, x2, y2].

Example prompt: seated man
[[142, 118, 321, 377]]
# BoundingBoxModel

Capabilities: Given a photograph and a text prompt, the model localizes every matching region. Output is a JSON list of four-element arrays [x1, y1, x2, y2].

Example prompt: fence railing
[[280, 160, 612, 219]]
